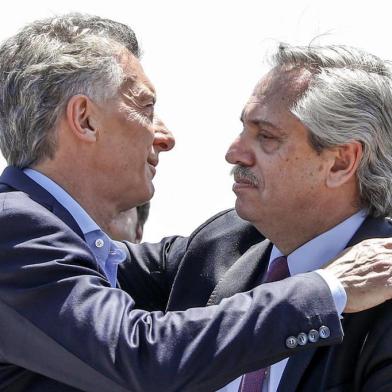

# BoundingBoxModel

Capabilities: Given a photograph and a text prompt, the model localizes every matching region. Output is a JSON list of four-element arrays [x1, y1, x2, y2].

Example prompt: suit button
[[286, 336, 298, 349], [308, 329, 319, 343], [319, 325, 330, 339], [297, 332, 308, 346]]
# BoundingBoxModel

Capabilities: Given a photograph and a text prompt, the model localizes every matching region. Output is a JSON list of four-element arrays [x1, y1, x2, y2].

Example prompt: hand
[[325, 238, 392, 313]]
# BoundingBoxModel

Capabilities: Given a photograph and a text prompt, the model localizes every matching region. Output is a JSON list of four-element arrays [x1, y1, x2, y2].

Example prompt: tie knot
[[263, 255, 290, 283]]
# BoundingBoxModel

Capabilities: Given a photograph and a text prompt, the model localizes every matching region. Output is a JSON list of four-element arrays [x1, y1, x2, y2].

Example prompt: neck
[[33, 162, 117, 234], [254, 201, 360, 255]]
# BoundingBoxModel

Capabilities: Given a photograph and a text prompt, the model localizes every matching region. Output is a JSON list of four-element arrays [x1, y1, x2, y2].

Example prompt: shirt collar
[[23, 168, 126, 287], [270, 210, 367, 275], [24, 168, 99, 235]]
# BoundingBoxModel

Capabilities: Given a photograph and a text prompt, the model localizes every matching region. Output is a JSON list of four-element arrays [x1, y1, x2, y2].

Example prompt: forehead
[[242, 67, 310, 119], [119, 50, 156, 97], [242, 67, 312, 132]]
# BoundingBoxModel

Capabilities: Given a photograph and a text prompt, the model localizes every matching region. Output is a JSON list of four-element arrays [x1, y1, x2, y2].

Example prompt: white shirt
[[217, 210, 366, 392]]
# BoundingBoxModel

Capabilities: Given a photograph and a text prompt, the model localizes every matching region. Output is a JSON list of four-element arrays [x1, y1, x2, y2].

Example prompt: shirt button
[[95, 238, 104, 248], [286, 336, 298, 349], [319, 325, 331, 339]]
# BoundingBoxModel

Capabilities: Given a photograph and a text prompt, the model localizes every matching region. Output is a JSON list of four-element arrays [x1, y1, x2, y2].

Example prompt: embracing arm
[[0, 200, 342, 392], [117, 236, 187, 311]]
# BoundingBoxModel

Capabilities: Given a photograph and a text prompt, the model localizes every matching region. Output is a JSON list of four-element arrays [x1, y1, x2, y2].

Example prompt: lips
[[234, 175, 256, 186], [147, 156, 158, 178], [149, 164, 156, 177]]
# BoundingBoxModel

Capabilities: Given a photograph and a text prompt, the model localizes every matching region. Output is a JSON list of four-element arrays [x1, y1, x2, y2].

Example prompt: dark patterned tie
[[238, 256, 290, 392]]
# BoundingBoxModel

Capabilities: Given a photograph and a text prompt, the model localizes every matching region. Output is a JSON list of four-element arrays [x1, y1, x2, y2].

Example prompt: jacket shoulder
[[0, 189, 49, 224], [186, 208, 264, 252], [0, 189, 91, 266]]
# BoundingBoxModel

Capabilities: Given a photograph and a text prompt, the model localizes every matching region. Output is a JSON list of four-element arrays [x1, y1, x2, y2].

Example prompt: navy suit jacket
[[158, 209, 392, 391], [0, 166, 342, 391]]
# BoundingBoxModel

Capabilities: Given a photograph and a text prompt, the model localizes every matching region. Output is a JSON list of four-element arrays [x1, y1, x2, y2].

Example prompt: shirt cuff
[[314, 269, 347, 316]]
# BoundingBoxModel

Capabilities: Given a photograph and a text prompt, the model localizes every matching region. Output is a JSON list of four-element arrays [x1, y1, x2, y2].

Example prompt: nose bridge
[[226, 132, 254, 165]]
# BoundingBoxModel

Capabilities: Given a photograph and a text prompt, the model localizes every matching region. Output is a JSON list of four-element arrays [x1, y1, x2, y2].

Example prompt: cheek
[[286, 156, 326, 194], [122, 139, 150, 169], [261, 154, 316, 191]]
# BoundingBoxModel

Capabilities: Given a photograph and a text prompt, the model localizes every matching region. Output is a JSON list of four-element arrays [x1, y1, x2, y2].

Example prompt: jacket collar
[[207, 239, 272, 306], [0, 166, 84, 239]]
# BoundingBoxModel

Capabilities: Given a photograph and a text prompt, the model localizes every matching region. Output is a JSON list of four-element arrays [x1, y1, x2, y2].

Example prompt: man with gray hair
[[0, 13, 392, 392], [152, 44, 392, 391]]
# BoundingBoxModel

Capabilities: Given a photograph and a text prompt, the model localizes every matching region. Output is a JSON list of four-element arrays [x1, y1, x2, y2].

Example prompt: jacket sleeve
[[117, 237, 187, 311], [0, 199, 343, 392]]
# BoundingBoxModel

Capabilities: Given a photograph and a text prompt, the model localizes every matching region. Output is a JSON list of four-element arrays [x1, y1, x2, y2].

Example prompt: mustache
[[231, 165, 259, 186]]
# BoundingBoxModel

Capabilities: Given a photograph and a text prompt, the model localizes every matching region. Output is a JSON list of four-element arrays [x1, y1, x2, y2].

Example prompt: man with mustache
[[135, 44, 392, 391], [1, 13, 392, 392]]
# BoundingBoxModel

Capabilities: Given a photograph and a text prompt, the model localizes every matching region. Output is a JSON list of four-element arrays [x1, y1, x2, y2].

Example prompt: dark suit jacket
[[0, 166, 342, 392], [160, 210, 392, 391]]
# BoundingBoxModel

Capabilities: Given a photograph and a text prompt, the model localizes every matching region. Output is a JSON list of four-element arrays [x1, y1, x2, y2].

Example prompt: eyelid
[[123, 89, 156, 106], [141, 94, 155, 105], [258, 130, 275, 139]]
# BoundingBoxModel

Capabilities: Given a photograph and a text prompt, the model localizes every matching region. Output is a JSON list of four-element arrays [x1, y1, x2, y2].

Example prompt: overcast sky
[[0, 0, 389, 241]]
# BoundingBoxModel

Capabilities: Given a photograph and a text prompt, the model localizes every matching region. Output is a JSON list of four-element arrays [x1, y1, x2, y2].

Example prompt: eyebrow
[[123, 76, 156, 101], [124, 86, 156, 105], [240, 112, 282, 132]]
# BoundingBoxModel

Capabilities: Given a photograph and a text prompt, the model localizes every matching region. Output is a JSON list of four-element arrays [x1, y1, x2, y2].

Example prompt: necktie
[[239, 256, 290, 392]]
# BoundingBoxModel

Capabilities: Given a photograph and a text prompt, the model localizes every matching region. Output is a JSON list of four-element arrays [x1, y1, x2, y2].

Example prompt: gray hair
[[272, 44, 392, 217], [136, 202, 150, 228], [0, 13, 140, 167]]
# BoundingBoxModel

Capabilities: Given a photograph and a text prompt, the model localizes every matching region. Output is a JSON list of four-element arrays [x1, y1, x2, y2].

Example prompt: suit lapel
[[207, 240, 272, 306], [207, 238, 316, 392], [206, 234, 319, 391], [0, 166, 84, 238], [346, 215, 392, 246]]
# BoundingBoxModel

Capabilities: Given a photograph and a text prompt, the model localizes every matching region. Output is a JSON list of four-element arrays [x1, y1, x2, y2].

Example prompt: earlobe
[[66, 95, 98, 142], [326, 142, 363, 188]]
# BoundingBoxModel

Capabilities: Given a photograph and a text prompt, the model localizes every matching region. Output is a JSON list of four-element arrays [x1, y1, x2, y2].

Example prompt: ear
[[65, 95, 99, 143], [326, 141, 363, 188]]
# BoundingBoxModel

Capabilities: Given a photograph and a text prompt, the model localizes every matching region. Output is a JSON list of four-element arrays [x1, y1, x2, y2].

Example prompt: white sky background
[[0, 0, 390, 242]]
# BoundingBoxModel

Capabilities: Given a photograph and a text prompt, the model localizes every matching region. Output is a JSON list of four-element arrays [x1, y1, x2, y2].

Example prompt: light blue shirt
[[24, 168, 126, 288], [218, 210, 366, 392]]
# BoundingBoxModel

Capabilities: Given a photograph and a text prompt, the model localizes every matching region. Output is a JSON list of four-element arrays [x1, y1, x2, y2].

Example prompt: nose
[[225, 134, 254, 166], [153, 117, 175, 153]]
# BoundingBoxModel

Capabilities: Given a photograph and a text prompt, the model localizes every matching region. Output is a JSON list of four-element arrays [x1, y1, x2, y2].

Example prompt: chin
[[124, 184, 154, 210], [234, 199, 257, 223], [139, 183, 154, 205], [146, 182, 155, 199]]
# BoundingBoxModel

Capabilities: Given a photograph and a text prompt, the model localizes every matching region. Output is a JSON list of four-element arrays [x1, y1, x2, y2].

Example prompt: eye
[[257, 130, 281, 154], [143, 104, 154, 121], [257, 131, 275, 141]]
